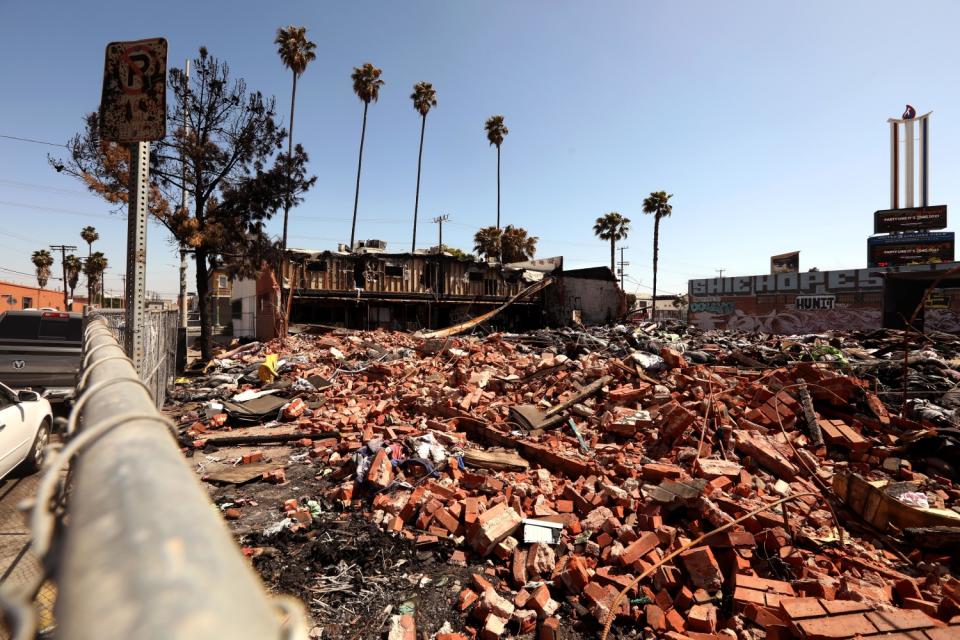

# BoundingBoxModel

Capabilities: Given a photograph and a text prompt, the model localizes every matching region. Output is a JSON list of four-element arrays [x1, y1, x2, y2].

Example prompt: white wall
[[231, 278, 257, 337]]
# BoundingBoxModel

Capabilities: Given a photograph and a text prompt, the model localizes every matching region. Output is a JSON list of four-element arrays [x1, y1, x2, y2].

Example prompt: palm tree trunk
[[496, 145, 501, 229], [350, 101, 369, 251], [652, 215, 660, 321], [412, 113, 426, 253], [86, 243, 92, 305], [610, 237, 616, 273], [281, 71, 297, 253]]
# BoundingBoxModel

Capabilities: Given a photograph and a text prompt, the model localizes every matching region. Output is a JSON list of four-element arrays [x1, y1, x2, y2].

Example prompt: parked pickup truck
[[0, 310, 82, 402]]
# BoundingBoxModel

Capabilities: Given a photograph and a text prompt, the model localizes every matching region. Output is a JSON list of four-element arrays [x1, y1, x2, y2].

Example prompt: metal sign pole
[[125, 141, 149, 372]]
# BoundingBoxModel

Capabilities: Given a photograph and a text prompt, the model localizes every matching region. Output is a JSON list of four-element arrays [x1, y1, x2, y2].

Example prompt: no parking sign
[[99, 38, 167, 142]]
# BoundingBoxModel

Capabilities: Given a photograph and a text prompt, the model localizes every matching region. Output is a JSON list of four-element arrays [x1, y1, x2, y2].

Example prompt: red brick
[[458, 588, 479, 611], [679, 546, 723, 591], [481, 613, 508, 640], [779, 597, 828, 621], [664, 607, 685, 633], [641, 462, 684, 482], [818, 599, 872, 615], [865, 609, 938, 633], [687, 604, 717, 633], [644, 604, 666, 632], [901, 598, 939, 617], [743, 603, 786, 628], [529, 584, 559, 616], [796, 613, 878, 640], [894, 579, 923, 603], [560, 555, 590, 593], [468, 503, 522, 556], [367, 448, 393, 488], [621, 531, 660, 566], [538, 617, 560, 640], [390, 614, 416, 640]]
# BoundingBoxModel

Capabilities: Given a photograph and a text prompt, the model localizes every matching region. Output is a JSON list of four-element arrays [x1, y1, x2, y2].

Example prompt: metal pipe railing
[[53, 317, 300, 639]]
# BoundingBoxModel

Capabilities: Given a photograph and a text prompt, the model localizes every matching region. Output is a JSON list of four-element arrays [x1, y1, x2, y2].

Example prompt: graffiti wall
[[687, 263, 960, 334]]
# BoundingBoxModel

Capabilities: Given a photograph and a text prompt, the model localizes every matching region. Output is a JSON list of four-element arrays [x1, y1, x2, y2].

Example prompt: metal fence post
[[124, 141, 149, 373], [56, 317, 292, 639]]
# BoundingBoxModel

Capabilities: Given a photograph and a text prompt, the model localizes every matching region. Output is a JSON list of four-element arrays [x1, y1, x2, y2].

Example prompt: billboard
[[874, 205, 947, 233], [867, 232, 954, 268], [770, 251, 799, 274]]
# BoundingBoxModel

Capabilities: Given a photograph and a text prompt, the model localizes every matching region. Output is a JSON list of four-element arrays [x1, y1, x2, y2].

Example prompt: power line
[[0, 134, 67, 148], [0, 200, 114, 220], [0, 265, 63, 282], [0, 179, 86, 196]]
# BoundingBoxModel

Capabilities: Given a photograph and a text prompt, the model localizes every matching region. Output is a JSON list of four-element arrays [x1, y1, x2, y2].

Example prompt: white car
[[0, 382, 52, 478]]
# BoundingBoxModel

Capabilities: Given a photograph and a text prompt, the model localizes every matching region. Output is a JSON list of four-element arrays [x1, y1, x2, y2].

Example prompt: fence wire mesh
[[93, 309, 178, 408]]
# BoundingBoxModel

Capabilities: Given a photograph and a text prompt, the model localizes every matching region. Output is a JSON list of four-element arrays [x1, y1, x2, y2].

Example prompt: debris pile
[[169, 324, 960, 639]]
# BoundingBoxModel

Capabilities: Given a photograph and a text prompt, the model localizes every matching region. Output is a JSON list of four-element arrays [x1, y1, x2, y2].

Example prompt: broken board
[[203, 462, 278, 485]]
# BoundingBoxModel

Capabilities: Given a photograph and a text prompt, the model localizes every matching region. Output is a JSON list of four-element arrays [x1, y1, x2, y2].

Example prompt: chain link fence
[[93, 309, 178, 408]]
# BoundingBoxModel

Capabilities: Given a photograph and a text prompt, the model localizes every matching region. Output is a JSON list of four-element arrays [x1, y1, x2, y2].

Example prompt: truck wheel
[[17, 418, 50, 474]]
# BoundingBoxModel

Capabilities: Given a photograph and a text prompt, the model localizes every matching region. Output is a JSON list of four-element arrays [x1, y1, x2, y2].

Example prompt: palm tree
[[349, 62, 385, 251], [80, 225, 98, 302], [484, 115, 509, 229], [83, 252, 108, 307], [593, 212, 631, 273], [410, 81, 438, 253], [64, 254, 82, 299], [641, 191, 673, 320], [275, 25, 317, 253], [31, 250, 54, 289], [473, 226, 503, 260], [501, 225, 538, 263]]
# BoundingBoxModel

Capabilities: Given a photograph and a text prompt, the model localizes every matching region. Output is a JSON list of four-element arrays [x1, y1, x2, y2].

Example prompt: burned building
[[236, 244, 627, 334], [281, 246, 551, 332]]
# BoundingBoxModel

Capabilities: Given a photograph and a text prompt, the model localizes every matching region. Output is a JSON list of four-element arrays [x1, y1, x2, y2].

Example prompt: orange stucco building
[[0, 280, 85, 313]]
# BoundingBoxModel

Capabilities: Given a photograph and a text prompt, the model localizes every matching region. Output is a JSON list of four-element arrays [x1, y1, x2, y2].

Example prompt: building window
[[306, 260, 328, 272], [468, 271, 483, 282], [21, 297, 32, 309], [384, 265, 404, 277], [218, 275, 228, 289], [231, 299, 242, 320]]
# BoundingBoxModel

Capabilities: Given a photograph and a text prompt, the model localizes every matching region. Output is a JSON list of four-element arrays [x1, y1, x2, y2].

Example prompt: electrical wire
[[0, 134, 66, 147]]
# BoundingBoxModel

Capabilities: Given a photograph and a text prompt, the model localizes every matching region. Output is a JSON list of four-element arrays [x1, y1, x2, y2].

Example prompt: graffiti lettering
[[795, 295, 835, 310], [690, 301, 735, 314]]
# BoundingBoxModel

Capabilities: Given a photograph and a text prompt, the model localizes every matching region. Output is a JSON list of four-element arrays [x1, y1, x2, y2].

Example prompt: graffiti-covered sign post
[[99, 37, 167, 373], [99, 38, 167, 142]]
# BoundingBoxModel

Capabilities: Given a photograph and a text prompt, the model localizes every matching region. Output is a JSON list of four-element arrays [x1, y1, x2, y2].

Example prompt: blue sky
[[2, 0, 960, 300]]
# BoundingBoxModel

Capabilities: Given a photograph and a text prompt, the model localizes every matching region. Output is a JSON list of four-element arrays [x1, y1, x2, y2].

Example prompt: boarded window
[[385, 265, 404, 277], [231, 299, 242, 319], [468, 271, 483, 282]]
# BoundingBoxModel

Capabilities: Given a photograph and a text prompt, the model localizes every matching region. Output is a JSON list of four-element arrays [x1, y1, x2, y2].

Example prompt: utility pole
[[715, 268, 725, 279], [617, 245, 630, 292], [432, 214, 449, 254], [50, 244, 78, 311], [178, 59, 191, 331]]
